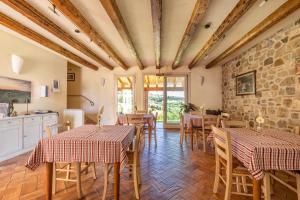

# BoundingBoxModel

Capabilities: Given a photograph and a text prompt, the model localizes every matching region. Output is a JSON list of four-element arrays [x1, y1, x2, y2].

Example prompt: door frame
[[114, 74, 137, 117], [142, 73, 190, 129]]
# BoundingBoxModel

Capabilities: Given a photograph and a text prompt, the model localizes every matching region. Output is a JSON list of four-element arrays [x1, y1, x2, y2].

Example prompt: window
[[117, 76, 134, 114]]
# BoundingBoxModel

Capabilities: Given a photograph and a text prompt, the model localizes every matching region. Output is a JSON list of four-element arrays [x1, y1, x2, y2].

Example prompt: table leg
[[191, 128, 194, 151], [114, 162, 120, 200], [75, 163, 83, 198], [148, 121, 152, 144], [46, 162, 53, 200], [253, 179, 261, 200]]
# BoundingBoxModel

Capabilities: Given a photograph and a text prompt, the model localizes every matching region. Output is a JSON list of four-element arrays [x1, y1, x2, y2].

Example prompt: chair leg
[[52, 163, 56, 195], [296, 174, 300, 200], [154, 128, 157, 144], [92, 163, 97, 179], [85, 162, 89, 174], [202, 132, 206, 152], [241, 176, 248, 193], [213, 157, 220, 193], [102, 164, 109, 200], [180, 126, 184, 145], [224, 168, 232, 200], [75, 163, 83, 199], [133, 164, 140, 199], [263, 173, 271, 200]]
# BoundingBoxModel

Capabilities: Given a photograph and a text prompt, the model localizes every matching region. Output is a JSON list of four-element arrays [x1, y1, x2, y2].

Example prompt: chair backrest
[[221, 120, 248, 128], [202, 115, 220, 131], [190, 111, 203, 116], [126, 114, 145, 126], [97, 106, 104, 125], [136, 110, 147, 114], [134, 125, 142, 153], [45, 121, 71, 138], [212, 126, 232, 170]]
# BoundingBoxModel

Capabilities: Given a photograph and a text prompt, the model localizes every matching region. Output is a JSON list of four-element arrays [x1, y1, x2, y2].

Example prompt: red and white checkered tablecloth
[[26, 125, 135, 171], [183, 113, 218, 128], [117, 114, 154, 127], [221, 128, 300, 180]]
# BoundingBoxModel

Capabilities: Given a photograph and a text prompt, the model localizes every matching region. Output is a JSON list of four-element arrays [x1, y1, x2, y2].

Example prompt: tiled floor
[[0, 128, 297, 200]]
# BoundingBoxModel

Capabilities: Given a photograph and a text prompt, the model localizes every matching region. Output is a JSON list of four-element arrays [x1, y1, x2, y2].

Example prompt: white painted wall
[[68, 65, 222, 124], [0, 30, 67, 118]]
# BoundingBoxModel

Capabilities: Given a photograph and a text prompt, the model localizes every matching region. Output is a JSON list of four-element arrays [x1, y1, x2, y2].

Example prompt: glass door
[[163, 75, 187, 127], [143, 74, 187, 128]]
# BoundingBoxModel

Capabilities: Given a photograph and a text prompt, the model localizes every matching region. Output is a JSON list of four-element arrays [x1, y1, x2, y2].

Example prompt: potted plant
[[180, 103, 199, 113]]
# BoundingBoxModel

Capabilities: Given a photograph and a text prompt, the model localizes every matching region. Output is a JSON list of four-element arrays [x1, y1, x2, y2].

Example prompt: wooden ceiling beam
[[206, 0, 300, 69], [1, 0, 113, 70], [172, 0, 210, 69], [50, 0, 128, 70], [188, 0, 257, 69], [0, 13, 98, 70], [99, 0, 144, 70], [150, 0, 162, 69]]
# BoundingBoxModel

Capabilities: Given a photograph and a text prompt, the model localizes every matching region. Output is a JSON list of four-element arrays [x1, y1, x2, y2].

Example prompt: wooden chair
[[193, 115, 219, 152], [126, 114, 145, 126], [266, 126, 300, 200], [179, 113, 192, 147], [189, 111, 203, 115], [221, 120, 249, 128], [212, 126, 268, 200], [102, 125, 143, 199], [136, 110, 147, 114], [97, 106, 104, 125], [45, 123, 97, 198]]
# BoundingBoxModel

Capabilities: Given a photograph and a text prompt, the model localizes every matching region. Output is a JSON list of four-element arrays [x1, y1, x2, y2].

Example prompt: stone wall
[[222, 18, 300, 131]]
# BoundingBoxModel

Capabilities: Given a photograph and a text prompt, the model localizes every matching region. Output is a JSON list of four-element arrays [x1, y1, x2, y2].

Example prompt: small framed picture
[[67, 73, 75, 81], [236, 70, 256, 96], [52, 80, 60, 92]]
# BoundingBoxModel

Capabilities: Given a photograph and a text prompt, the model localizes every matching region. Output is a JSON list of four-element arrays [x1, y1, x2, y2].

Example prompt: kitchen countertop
[[0, 112, 58, 121]]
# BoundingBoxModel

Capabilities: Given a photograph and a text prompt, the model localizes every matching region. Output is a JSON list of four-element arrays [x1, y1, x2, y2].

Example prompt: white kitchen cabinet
[[23, 116, 42, 149], [0, 119, 22, 158], [0, 113, 58, 162]]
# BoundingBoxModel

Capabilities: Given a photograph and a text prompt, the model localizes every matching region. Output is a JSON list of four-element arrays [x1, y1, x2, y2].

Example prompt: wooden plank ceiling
[[0, 0, 298, 71]]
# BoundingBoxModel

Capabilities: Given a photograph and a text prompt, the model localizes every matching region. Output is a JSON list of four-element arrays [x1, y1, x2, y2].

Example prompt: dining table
[[26, 125, 135, 200], [117, 113, 154, 143], [220, 128, 300, 200], [183, 113, 219, 129]]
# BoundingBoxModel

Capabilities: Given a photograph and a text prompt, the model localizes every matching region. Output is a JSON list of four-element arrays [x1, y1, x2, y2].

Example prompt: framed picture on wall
[[236, 70, 256, 96], [67, 73, 75, 81], [52, 80, 60, 92]]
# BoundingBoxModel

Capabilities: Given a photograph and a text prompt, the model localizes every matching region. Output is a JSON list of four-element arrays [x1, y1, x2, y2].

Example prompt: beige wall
[[0, 30, 67, 117], [67, 64, 222, 124]]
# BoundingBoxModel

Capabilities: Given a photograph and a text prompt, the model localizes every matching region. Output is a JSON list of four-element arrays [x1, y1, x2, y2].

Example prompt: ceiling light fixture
[[48, 3, 60, 16], [259, 0, 268, 7], [204, 22, 212, 29]]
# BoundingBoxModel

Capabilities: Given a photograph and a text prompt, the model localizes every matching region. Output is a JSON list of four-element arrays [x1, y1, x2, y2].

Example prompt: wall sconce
[[100, 78, 106, 87], [11, 54, 24, 74], [199, 75, 205, 86]]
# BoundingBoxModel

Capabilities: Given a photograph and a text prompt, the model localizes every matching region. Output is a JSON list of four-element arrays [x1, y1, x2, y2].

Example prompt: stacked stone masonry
[[222, 18, 300, 131]]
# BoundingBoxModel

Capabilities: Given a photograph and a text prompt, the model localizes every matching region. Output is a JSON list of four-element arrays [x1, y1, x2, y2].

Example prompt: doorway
[[144, 75, 187, 128]]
